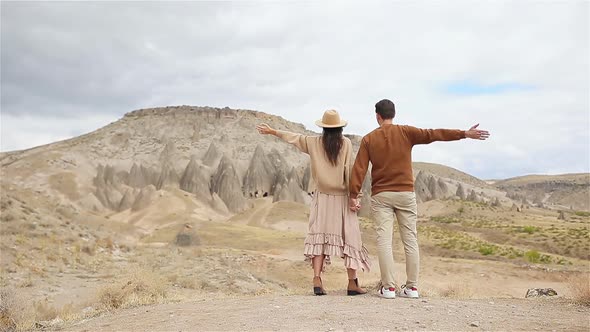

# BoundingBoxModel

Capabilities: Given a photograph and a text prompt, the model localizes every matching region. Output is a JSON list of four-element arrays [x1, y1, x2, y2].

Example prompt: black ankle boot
[[347, 278, 367, 296], [313, 276, 326, 296]]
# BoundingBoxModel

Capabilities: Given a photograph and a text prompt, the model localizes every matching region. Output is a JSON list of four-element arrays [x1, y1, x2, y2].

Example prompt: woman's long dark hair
[[322, 127, 344, 166]]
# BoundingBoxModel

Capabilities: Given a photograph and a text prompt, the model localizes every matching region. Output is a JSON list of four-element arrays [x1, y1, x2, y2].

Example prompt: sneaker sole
[[378, 295, 396, 299], [378, 293, 396, 299]]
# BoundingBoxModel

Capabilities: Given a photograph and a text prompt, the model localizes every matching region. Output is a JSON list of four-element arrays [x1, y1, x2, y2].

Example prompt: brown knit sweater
[[349, 124, 466, 198]]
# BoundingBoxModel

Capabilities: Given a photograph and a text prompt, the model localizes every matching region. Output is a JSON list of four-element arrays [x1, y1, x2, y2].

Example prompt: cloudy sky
[[1, 1, 588, 179]]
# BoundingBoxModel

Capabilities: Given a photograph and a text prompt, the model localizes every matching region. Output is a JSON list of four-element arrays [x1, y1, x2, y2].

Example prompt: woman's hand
[[349, 197, 361, 212], [256, 123, 276, 136]]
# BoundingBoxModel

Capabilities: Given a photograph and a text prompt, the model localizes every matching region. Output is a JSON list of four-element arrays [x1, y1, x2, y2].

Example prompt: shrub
[[539, 254, 553, 264], [175, 229, 200, 247], [574, 211, 590, 217], [557, 258, 570, 265], [439, 283, 473, 299], [178, 277, 199, 289], [0, 289, 18, 332], [520, 226, 538, 234], [97, 270, 167, 311], [525, 250, 541, 263], [97, 237, 115, 250], [430, 216, 461, 224], [478, 245, 496, 256], [81, 243, 96, 255], [0, 287, 35, 331], [175, 233, 193, 246], [568, 274, 590, 306]]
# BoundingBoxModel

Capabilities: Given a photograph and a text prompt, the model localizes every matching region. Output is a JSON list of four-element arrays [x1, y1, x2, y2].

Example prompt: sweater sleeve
[[275, 130, 310, 154], [349, 137, 370, 198], [344, 139, 353, 189], [406, 126, 466, 145]]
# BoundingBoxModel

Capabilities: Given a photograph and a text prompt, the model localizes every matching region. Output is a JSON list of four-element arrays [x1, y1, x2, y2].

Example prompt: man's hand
[[349, 197, 361, 212], [256, 123, 276, 135], [465, 124, 490, 140]]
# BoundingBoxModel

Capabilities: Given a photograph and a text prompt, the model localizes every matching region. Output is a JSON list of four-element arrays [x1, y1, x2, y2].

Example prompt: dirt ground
[[65, 295, 589, 332]]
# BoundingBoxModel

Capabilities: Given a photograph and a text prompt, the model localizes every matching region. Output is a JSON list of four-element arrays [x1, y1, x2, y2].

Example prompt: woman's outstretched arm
[[256, 123, 309, 154]]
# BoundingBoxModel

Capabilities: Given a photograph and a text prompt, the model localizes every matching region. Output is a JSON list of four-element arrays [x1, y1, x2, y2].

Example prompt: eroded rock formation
[[210, 155, 247, 212]]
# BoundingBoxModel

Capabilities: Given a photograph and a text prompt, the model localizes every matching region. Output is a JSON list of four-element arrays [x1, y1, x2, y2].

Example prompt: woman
[[256, 110, 370, 296]]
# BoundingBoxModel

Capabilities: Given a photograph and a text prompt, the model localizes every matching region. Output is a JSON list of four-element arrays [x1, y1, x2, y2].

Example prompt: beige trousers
[[371, 191, 419, 289]]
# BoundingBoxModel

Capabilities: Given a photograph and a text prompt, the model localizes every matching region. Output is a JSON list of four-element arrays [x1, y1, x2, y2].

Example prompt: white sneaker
[[399, 285, 419, 298], [379, 286, 396, 299]]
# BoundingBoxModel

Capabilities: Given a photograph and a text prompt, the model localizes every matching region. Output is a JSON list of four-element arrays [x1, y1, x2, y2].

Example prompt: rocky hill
[[1, 107, 312, 217], [2, 106, 588, 230], [493, 173, 590, 211]]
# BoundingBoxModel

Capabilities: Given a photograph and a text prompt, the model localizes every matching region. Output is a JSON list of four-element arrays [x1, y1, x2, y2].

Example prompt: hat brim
[[315, 120, 348, 128]]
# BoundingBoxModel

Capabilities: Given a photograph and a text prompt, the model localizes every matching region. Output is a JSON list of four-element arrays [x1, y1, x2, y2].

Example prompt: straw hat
[[315, 110, 347, 128]]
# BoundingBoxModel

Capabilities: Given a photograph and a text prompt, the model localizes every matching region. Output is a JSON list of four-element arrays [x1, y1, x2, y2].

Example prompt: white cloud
[[0, 113, 119, 152], [0, 1, 588, 178]]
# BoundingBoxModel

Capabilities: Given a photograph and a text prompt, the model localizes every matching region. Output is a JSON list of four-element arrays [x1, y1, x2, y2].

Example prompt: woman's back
[[274, 131, 353, 195]]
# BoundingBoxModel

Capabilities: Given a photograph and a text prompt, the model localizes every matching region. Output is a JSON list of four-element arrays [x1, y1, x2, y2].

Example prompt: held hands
[[465, 124, 490, 140], [349, 197, 361, 212], [256, 123, 276, 136]]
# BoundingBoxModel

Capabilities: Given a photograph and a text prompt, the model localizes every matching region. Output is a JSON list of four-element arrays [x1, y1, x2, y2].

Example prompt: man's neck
[[380, 119, 393, 127]]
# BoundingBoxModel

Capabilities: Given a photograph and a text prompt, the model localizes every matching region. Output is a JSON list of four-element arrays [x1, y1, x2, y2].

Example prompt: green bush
[[525, 250, 541, 263], [539, 254, 553, 264], [430, 216, 461, 224], [520, 226, 538, 234], [574, 211, 590, 217], [478, 245, 496, 256]]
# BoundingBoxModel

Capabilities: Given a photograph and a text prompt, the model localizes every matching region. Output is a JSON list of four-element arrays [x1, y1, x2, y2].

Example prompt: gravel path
[[65, 294, 589, 331]]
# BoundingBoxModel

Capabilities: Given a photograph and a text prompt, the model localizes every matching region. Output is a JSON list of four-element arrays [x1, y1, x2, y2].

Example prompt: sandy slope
[[66, 295, 589, 331]]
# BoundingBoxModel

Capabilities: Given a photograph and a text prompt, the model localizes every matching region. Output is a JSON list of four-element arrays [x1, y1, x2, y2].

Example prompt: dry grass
[[568, 273, 590, 306], [97, 269, 167, 311], [198, 222, 302, 252], [264, 201, 308, 225], [15, 278, 32, 289], [177, 277, 199, 289], [0, 288, 40, 332], [420, 203, 588, 264], [0, 287, 82, 332], [438, 283, 474, 299], [33, 301, 78, 323]]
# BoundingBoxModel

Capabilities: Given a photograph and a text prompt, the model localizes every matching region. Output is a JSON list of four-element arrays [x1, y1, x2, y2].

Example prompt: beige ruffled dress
[[275, 130, 371, 271]]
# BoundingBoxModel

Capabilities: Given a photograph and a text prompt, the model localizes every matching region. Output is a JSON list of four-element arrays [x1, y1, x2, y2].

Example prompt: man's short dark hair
[[375, 99, 395, 119]]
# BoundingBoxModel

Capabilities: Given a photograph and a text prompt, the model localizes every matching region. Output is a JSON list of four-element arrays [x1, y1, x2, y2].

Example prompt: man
[[348, 99, 489, 299]]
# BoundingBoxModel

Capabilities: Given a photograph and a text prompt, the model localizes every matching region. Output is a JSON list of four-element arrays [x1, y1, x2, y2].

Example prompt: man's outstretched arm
[[409, 123, 489, 145]]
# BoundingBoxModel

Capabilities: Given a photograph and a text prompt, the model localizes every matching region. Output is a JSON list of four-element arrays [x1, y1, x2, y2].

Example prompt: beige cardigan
[[275, 130, 352, 196]]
